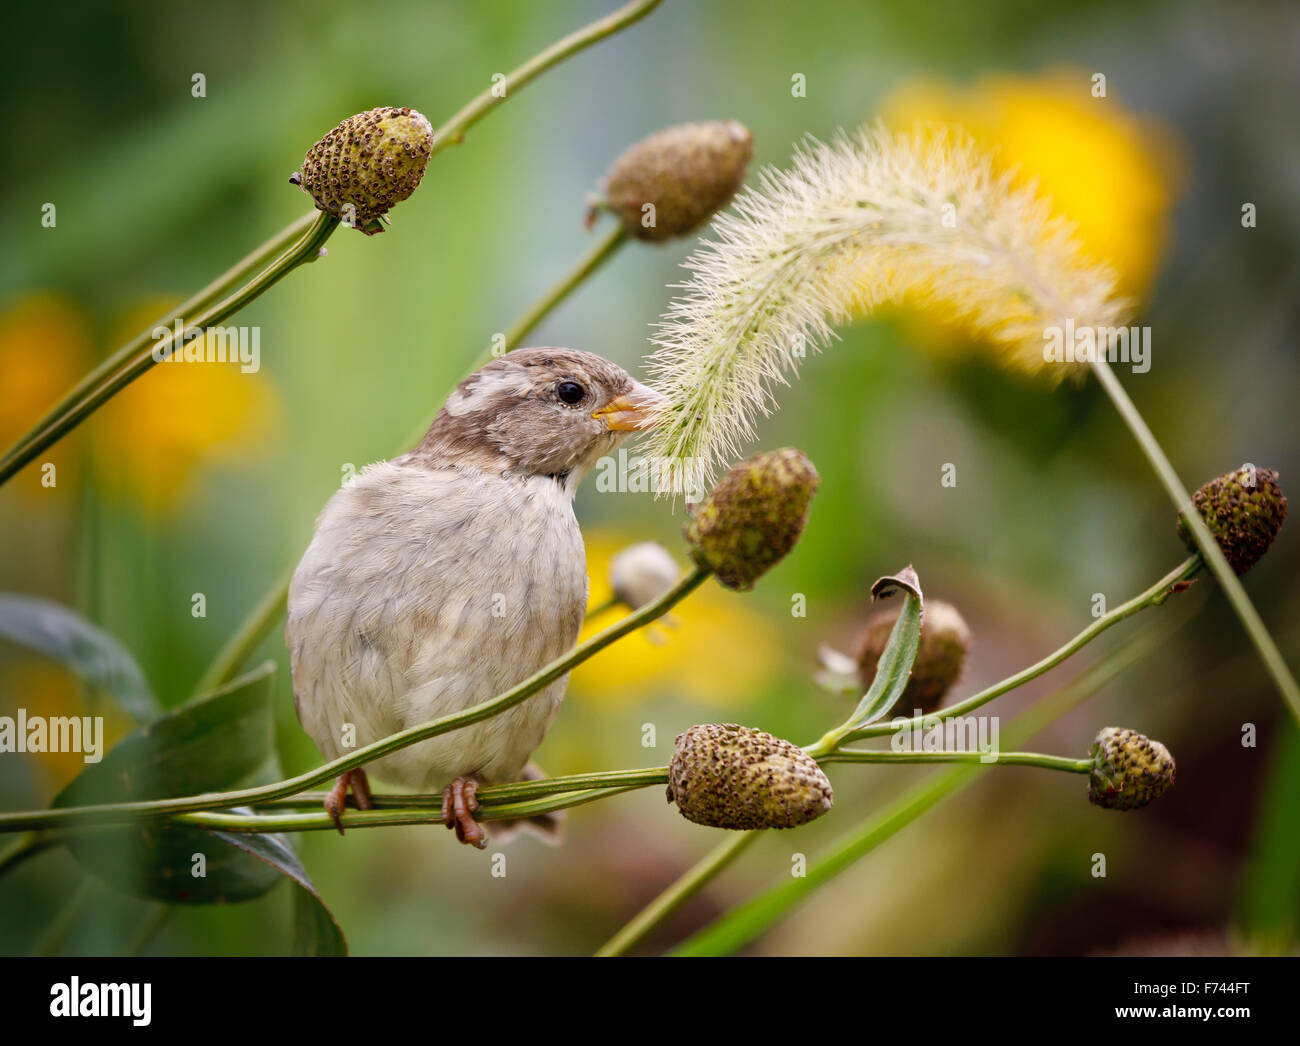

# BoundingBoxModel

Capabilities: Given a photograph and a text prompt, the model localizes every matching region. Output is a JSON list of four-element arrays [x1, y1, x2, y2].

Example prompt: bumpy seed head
[[667, 723, 833, 830], [597, 120, 754, 242], [1087, 727, 1176, 811], [684, 448, 819, 591], [856, 600, 970, 714], [1178, 464, 1287, 575], [295, 106, 433, 234], [609, 541, 680, 610]]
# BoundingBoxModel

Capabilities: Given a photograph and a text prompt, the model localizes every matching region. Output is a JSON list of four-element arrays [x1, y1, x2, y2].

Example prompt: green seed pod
[[856, 599, 970, 714], [598, 120, 754, 242], [684, 448, 819, 591], [667, 723, 833, 830], [1177, 464, 1287, 575], [1087, 727, 1176, 811], [294, 106, 433, 235]]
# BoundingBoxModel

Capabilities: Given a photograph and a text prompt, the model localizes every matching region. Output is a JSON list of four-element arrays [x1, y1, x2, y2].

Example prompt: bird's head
[[409, 347, 669, 484]]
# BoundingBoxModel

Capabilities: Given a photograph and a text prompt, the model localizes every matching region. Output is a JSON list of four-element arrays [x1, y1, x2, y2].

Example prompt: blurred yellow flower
[[92, 298, 280, 514], [0, 293, 92, 495], [570, 532, 785, 707], [876, 69, 1182, 354]]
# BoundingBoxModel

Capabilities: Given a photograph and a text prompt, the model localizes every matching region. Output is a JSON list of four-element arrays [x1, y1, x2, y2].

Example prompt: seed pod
[[597, 120, 754, 242], [609, 541, 680, 610], [295, 106, 433, 234], [684, 448, 819, 591], [1087, 727, 1176, 811], [667, 723, 833, 830], [856, 600, 970, 714], [1177, 464, 1287, 575]]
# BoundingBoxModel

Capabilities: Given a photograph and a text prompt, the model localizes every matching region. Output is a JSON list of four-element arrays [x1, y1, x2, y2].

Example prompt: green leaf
[[0, 593, 160, 723], [212, 831, 348, 956], [52, 662, 282, 904], [845, 566, 924, 734]]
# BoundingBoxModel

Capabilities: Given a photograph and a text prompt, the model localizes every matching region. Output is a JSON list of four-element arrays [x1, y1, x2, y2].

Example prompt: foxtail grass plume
[[294, 106, 433, 234], [1087, 727, 1175, 811], [593, 120, 754, 242], [1178, 464, 1287, 575], [643, 126, 1131, 487], [857, 599, 970, 714], [667, 723, 833, 830], [684, 448, 818, 590]]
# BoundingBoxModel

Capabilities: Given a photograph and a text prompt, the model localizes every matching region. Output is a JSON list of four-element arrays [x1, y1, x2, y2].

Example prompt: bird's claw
[[441, 777, 487, 849], [324, 768, 373, 835]]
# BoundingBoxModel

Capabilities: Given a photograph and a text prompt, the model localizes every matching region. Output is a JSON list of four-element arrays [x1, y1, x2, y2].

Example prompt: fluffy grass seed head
[[643, 126, 1131, 488]]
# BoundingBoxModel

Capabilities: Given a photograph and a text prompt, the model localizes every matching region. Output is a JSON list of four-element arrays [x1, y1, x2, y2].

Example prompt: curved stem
[[0, 212, 318, 485], [0, 212, 339, 486], [669, 618, 1171, 957], [821, 750, 1091, 773], [0, 567, 709, 834], [596, 830, 760, 957], [191, 567, 294, 698], [178, 785, 640, 833], [850, 554, 1200, 740], [427, 0, 662, 156], [0, 0, 663, 492], [478, 225, 628, 371], [1091, 357, 1300, 725], [252, 766, 669, 811]]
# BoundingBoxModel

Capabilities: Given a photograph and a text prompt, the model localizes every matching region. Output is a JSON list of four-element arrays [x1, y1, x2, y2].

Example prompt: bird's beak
[[593, 380, 670, 431]]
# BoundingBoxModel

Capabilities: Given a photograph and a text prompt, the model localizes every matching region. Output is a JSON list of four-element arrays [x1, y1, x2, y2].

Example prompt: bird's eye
[[556, 380, 585, 405]]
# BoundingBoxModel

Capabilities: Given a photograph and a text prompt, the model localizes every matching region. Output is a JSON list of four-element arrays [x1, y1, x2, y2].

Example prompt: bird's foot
[[441, 776, 487, 849], [324, 768, 374, 835]]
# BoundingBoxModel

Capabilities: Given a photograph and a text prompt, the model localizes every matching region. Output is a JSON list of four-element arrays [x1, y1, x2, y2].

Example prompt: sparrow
[[286, 348, 667, 847]]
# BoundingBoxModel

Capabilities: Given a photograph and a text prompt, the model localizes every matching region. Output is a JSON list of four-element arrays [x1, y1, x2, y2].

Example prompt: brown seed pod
[[295, 106, 433, 234], [684, 448, 819, 591], [598, 120, 754, 241], [1087, 727, 1176, 811], [856, 600, 970, 715], [1178, 464, 1287, 575], [667, 723, 833, 830]]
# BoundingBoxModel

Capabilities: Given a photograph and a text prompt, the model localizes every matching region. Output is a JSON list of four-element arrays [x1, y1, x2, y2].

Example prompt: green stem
[[0, 567, 709, 834], [847, 554, 1200, 741], [1091, 357, 1300, 725], [191, 566, 294, 697], [821, 750, 1091, 773], [595, 830, 760, 957], [669, 619, 1170, 956], [0, 212, 318, 486], [177, 785, 640, 833], [0, 0, 662, 492], [426, 0, 662, 157], [0, 212, 339, 486], [482, 225, 628, 370], [250, 766, 669, 811]]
